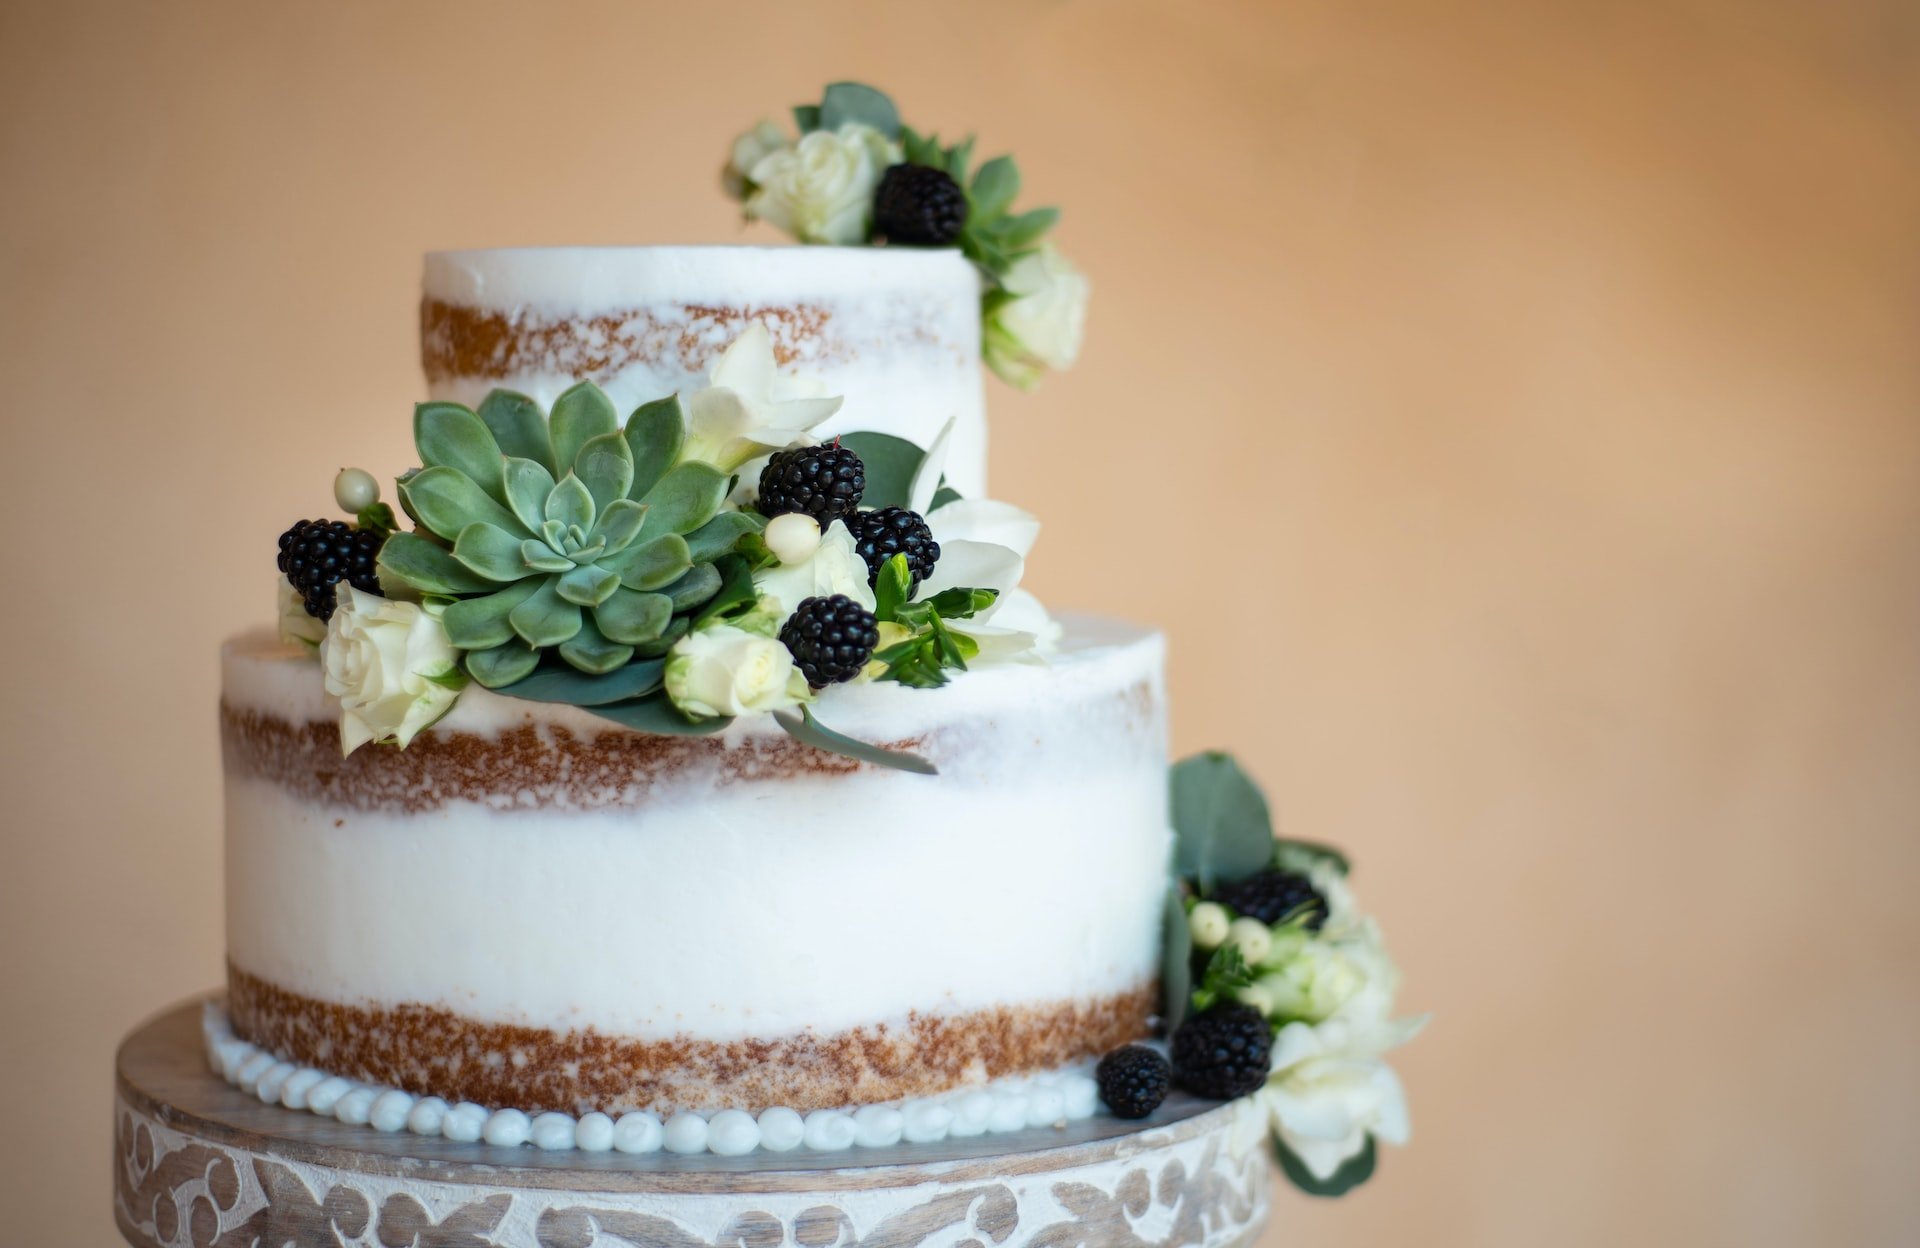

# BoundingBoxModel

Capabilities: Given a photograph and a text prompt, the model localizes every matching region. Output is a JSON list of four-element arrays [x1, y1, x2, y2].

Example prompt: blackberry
[[757, 444, 866, 524], [780, 594, 882, 687], [872, 164, 968, 246], [851, 507, 940, 592], [1209, 869, 1328, 931], [1096, 1045, 1171, 1120], [276, 519, 385, 621], [1171, 1006, 1272, 1100]]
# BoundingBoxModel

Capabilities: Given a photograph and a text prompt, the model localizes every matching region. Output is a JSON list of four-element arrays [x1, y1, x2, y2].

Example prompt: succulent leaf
[[466, 638, 541, 688], [595, 588, 674, 645], [503, 456, 558, 532], [376, 532, 497, 596], [557, 563, 620, 607], [453, 522, 534, 583], [557, 617, 635, 675], [602, 533, 692, 591], [639, 462, 729, 541], [443, 579, 542, 649], [508, 579, 583, 648], [684, 510, 763, 563], [400, 465, 524, 542], [415, 402, 506, 502], [624, 395, 686, 498], [575, 430, 635, 514], [662, 562, 723, 611], [549, 381, 618, 476], [632, 615, 691, 657], [589, 498, 648, 553], [519, 539, 574, 574], [544, 473, 596, 531], [477, 390, 556, 475]]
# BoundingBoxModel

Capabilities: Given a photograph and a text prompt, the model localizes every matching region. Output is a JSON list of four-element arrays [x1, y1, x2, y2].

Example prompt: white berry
[[1188, 901, 1230, 950], [764, 512, 823, 565], [1235, 982, 1278, 1016], [334, 467, 380, 514], [1226, 917, 1273, 966]]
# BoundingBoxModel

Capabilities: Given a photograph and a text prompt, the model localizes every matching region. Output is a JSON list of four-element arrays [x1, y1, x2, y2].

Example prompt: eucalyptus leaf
[[415, 402, 505, 501], [399, 465, 524, 543], [477, 390, 555, 474], [837, 432, 925, 511], [692, 555, 757, 625], [502, 457, 558, 533], [930, 484, 963, 511], [602, 533, 692, 592], [558, 617, 635, 674], [594, 587, 674, 645], [442, 579, 541, 649], [589, 694, 733, 736], [574, 430, 635, 515], [661, 563, 722, 612], [1161, 883, 1194, 1031], [818, 81, 900, 138], [556, 563, 620, 607], [376, 532, 497, 596], [549, 381, 618, 475], [1276, 838, 1352, 877], [452, 522, 532, 583], [792, 104, 821, 133], [639, 461, 729, 539], [683, 510, 762, 563], [1274, 1134, 1378, 1198], [772, 706, 937, 775], [633, 615, 690, 658], [544, 473, 596, 531], [508, 579, 583, 648], [464, 639, 540, 689], [623, 395, 685, 499], [497, 658, 666, 706], [1170, 752, 1276, 891]]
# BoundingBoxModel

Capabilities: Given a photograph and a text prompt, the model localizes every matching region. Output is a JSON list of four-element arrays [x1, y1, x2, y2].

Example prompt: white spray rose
[[723, 119, 789, 200], [984, 244, 1089, 389], [680, 323, 842, 471], [752, 518, 877, 619], [320, 584, 463, 755], [745, 123, 896, 245], [1258, 917, 1402, 1026], [1260, 1019, 1416, 1181], [276, 576, 326, 652], [664, 623, 809, 720]]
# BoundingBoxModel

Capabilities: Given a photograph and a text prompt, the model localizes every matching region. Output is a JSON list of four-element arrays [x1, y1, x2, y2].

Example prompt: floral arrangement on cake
[[1090, 754, 1425, 1197], [722, 81, 1088, 390], [272, 325, 1050, 769]]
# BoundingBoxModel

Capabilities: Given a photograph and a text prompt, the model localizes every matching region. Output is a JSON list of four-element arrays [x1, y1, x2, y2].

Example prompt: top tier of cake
[[422, 246, 989, 498]]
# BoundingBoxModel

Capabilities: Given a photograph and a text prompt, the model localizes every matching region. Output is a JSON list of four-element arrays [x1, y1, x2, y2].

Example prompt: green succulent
[[377, 382, 761, 688]]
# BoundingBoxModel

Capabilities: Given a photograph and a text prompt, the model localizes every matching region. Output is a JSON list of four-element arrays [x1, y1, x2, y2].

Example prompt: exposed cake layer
[[222, 617, 1171, 1113], [422, 246, 989, 498]]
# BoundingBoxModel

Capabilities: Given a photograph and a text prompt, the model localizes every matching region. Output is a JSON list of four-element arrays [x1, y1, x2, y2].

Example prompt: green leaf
[[969, 155, 1020, 220], [544, 473, 596, 531], [589, 498, 648, 554], [661, 562, 723, 612], [356, 501, 399, 536], [1276, 838, 1352, 877], [772, 706, 937, 775], [508, 579, 583, 647], [1161, 884, 1193, 1031], [451, 522, 532, 582], [1274, 1134, 1378, 1198], [692, 555, 758, 625], [398, 465, 525, 543], [1171, 752, 1276, 891], [633, 615, 689, 658], [574, 431, 635, 515], [464, 639, 540, 689], [415, 402, 505, 501], [930, 484, 963, 511], [442, 579, 541, 649], [944, 135, 975, 183], [601, 533, 692, 592], [550, 381, 619, 477], [683, 510, 762, 563], [624, 395, 685, 499], [901, 125, 943, 167], [497, 658, 666, 706], [558, 617, 635, 674], [792, 104, 821, 133], [594, 588, 674, 645], [923, 586, 996, 619], [991, 205, 1059, 251], [873, 553, 912, 623], [589, 694, 733, 735], [477, 390, 555, 474], [639, 462, 729, 539], [557, 563, 620, 607], [818, 81, 900, 138], [502, 457, 558, 533], [376, 532, 497, 596], [1191, 943, 1258, 1014], [836, 432, 926, 510], [519, 539, 573, 574]]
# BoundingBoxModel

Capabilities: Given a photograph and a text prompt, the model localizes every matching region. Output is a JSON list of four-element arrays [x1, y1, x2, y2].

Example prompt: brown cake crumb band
[[227, 964, 1155, 1116]]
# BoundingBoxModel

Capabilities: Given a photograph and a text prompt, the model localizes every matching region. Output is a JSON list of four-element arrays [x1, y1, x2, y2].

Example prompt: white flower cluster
[[724, 119, 898, 247], [1190, 855, 1425, 1183]]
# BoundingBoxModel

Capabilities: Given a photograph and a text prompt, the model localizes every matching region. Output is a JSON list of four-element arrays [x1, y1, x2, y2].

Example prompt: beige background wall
[[3, 0, 1916, 1243]]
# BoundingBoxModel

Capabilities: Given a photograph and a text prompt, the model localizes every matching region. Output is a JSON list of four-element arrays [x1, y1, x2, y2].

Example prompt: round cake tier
[[220, 617, 1170, 1117], [421, 246, 989, 499]]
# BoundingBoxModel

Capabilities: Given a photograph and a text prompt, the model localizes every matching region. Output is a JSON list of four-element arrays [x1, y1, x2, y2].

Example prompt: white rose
[[723, 119, 789, 200], [752, 518, 877, 619], [745, 123, 895, 245], [984, 245, 1089, 388], [1260, 1020, 1415, 1181], [664, 623, 808, 720], [276, 576, 326, 652], [320, 584, 463, 755]]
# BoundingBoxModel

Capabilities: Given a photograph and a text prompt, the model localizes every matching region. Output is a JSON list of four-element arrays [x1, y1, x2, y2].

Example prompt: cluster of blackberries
[[780, 595, 882, 688], [276, 519, 385, 621], [758, 445, 942, 593], [1210, 869, 1329, 931], [1096, 1002, 1277, 1120], [872, 164, 968, 247]]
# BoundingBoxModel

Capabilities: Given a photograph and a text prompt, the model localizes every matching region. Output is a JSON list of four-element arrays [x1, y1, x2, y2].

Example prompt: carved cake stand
[[114, 999, 1274, 1248]]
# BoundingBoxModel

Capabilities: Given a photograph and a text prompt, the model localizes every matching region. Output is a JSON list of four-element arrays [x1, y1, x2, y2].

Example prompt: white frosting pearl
[[406, 1097, 449, 1135], [574, 1112, 615, 1152], [235, 1052, 274, 1086], [1026, 1086, 1067, 1129], [278, 1069, 324, 1110], [253, 1061, 296, 1102], [334, 1087, 377, 1126], [1062, 1074, 1101, 1119], [1188, 901, 1231, 950], [369, 1090, 415, 1132], [304, 1076, 352, 1116], [764, 512, 823, 564], [333, 467, 380, 513], [803, 1110, 856, 1151], [948, 1090, 994, 1138], [482, 1108, 531, 1147], [757, 1107, 805, 1152], [530, 1112, 577, 1150], [987, 1093, 1029, 1134], [1226, 917, 1273, 965], [902, 1101, 953, 1143], [663, 1112, 710, 1154], [852, 1105, 905, 1148], [707, 1109, 761, 1156], [442, 1103, 488, 1143], [612, 1112, 664, 1154]]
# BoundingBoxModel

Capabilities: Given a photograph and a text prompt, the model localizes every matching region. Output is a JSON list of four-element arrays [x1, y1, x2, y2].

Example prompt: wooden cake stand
[[113, 998, 1274, 1248]]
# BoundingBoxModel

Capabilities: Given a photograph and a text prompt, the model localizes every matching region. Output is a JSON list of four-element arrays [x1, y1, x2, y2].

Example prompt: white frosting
[[424, 246, 989, 498]]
